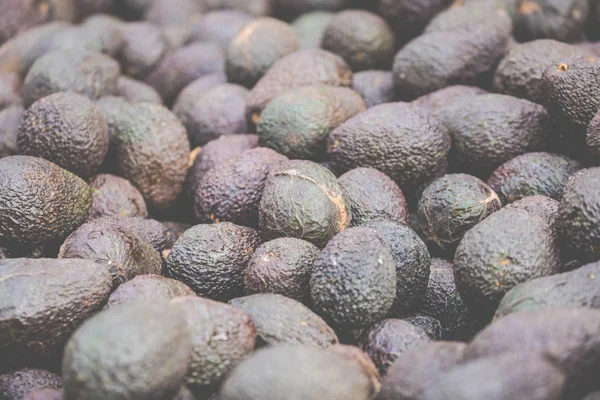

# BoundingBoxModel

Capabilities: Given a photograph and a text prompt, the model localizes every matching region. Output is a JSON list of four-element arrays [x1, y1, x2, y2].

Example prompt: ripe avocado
[[310, 227, 396, 329], [173, 73, 227, 114], [0, 258, 112, 367], [190, 10, 253, 50], [0, 72, 21, 110], [352, 70, 394, 108], [47, 15, 124, 58], [514, 0, 589, 42], [487, 152, 581, 204], [106, 274, 195, 308], [244, 238, 320, 302], [62, 302, 192, 400], [425, 1, 512, 33], [22, 48, 119, 108], [117, 76, 162, 104], [291, 11, 333, 49], [0, 0, 48, 44], [403, 315, 442, 340], [274, 0, 351, 19], [588, 110, 600, 157], [88, 174, 148, 219], [411, 85, 487, 118], [98, 216, 176, 253], [24, 388, 63, 400], [0, 105, 23, 158], [0, 156, 91, 248], [0, 368, 62, 400], [204, 0, 272, 16], [18, 92, 109, 177], [257, 86, 366, 160], [118, 22, 168, 79], [418, 174, 502, 252], [166, 222, 261, 301], [321, 10, 395, 71], [143, 0, 205, 26]]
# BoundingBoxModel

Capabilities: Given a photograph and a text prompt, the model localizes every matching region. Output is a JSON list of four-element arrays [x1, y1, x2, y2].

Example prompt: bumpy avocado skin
[[513, 0, 589, 43], [258, 86, 365, 160], [352, 70, 394, 108], [587, 110, 600, 157], [291, 11, 334, 49], [62, 302, 192, 400], [403, 315, 442, 340], [0, 155, 91, 248], [0, 368, 62, 400], [106, 275, 195, 308], [259, 160, 351, 247], [0, 258, 112, 367], [88, 174, 148, 219], [411, 85, 487, 118], [230, 293, 338, 348], [0, 105, 23, 158], [487, 152, 581, 204], [418, 174, 502, 252], [424, 1, 512, 33], [99, 216, 176, 253], [117, 76, 162, 105], [166, 223, 261, 301], [376, 0, 450, 44]]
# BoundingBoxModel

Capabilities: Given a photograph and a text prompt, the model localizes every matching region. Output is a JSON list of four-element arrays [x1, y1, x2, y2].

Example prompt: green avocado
[[291, 11, 333, 49]]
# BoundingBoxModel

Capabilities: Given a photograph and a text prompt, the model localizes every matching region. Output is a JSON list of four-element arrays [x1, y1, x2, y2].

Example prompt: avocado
[[169, 296, 256, 394], [88, 174, 147, 219], [58, 220, 162, 287], [17, 92, 109, 178], [327, 344, 381, 392], [97, 98, 190, 210], [358, 319, 431, 375], [588, 110, 600, 157], [226, 18, 299, 88], [0, 247, 6, 259], [62, 302, 192, 400], [106, 274, 195, 308], [493, 39, 584, 102], [361, 220, 431, 316], [24, 389, 63, 400], [0, 1, 46, 44], [161, 24, 193, 50], [464, 308, 600, 396], [47, 15, 124, 58], [274, 0, 351, 19], [441, 94, 549, 175], [310, 227, 396, 329], [0, 258, 112, 367], [0, 156, 91, 249], [98, 216, 176, 253], [76, 0, 114, 19], [0, 368, 62, 400], [403, 315, 442, 340], [513, 0, 589, 42], [454, 196, 560, 316], [173, 73, 227, 110], [0, 72, 21, 110], [245, 49, 352, 129], [487, 152, 581, 204], [145, 43, 225, 105], [143, 0, 205, 27], [190, 10, 253, 50], [558, 168, 600, 263], [118, 22, 168, 79], [421, 351, 565, 400], [541, 56, 600, 130], [291, 11, 333, 49], [114, 0, 154, 19], [231, 293, 338, 347], [166, 222, 261, 300], [352, 70, 394, 108], [194, 148, 288, 227], [328, 102, 451, 192], [22, 48, 119, 108], [257, 86, 366, 160], [418, 174, 502, 252], [0, 105, 23, 158], [174, 83, 249, 147], [425, 1, 512, 33], [411, 85, 487, 117], [244, 237, 320, 302], [321, 10, 395, 72]]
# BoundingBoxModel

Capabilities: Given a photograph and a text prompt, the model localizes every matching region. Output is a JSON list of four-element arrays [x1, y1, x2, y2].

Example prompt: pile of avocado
[[3, 0, 600, 399]]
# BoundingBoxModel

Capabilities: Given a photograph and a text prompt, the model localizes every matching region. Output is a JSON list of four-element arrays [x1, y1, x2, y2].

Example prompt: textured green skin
[[352, 70, 394, 108], [404, 315, 442, 340], [166, 223, 261, 301], [118, 22, 166, 79], [230, 293, 338, 348], [514, 0, 589, 43], [117, 76, 162, 104], [204, 0, 272, 16], [558, 168, 600, 262], [58, 220, 162, 288], [195, 148, 288, 228], [143, 0, 205, 26], [98, 98, 190, 210], [18, 92, 109, 178], [99, 216, 176, 253], [496, 260, 600, 318], [328, 102, 451, 190], [0, 258, 112, 366], [244, 238, 320, 302], [245, 49, 353, 129], [106, 275, 195, 308], [190, 10, 253, 50], [321, 10, 395, 72], [422, 352, 565, 400], [418, 174, 502, 251], [22, 49, 119, 108], [425, 1, 512, 33], [441, 94, 549, 174], [339, 167, 409, 227], [493, 39, 584, 102], [226, 18, 299, 88], [0, 156, 91, 248], [487, 152, 581, 204], [454, 203, 560, 316], [259, 160, 350, 246], [291, 11, 333, 49], [63, 302, 191, 400], [310, 227, 396, 329], [376, 0, 450, 44], [88, 174, 148, 219], [362, 220, 430, 316], [219, 345, 375, 400], [0, 368, 62, 400], [0, 72, 21, 110], [378, 341, 466, 400], [170, 296, 256, 393], [542, 56, 600, 129], [358, 319, 431, 376], [145, 43, 225, 105], [258, 86, 365, 160], [174, 83, 249, 147], [465, 308, 600, 396], [24, 388, 63, 400], [0, 105, 22, 158]]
